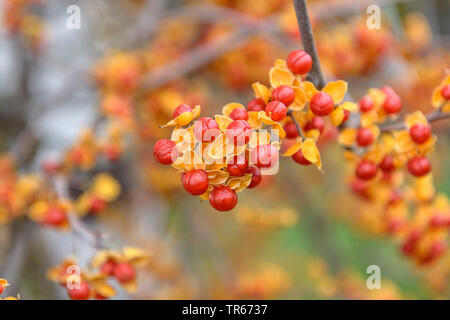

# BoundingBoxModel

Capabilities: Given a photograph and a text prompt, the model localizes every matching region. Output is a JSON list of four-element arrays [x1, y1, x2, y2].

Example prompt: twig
[[293, 0, 326, 89], [287, 109, 304, 139], [379, 110, 450, 132], [53, 175, 106, 250], [140, 13, 287, 91]]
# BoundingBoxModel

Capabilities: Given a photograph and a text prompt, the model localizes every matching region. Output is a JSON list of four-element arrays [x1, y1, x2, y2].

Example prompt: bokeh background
[[0, 0, 450, 299]]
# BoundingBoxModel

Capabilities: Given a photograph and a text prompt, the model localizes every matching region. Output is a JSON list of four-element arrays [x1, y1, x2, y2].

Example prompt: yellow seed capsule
[[176, 111, 194, 126]]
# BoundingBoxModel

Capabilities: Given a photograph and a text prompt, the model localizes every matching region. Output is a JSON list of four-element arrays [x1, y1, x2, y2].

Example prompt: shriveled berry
[[265, 101, 287, 122], [229, 107, 249, 121], [182, 169, 209, 195], [379, 155, 395, 172], [407, 156, 431, 177], [304, 117, 325, 134], [358, 95, 374, 112], [114, 263, 135, 283], [250, 144, 279, 169], [153, 139, 177, 165], [355, 160, 378, 180], [67, 282, 91, 300], [283, 121, 299, 139], [441, 85, 450, 100], [209, 186, 237, 212], [409, 123, 431, 144], [227, 155, 248, 177], [292, 149, 312, 165], [310, 92, 334, 116], [226, 120, 252, 146], [247, 166, 262, 189], [194, 117, 220, 142], [356, 127, 374, 147], [286, 50, 312, 75], [271, 85, 295, 106], [247, 98, 266, 112]]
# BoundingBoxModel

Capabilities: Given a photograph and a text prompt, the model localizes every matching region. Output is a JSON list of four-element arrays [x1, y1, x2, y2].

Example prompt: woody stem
[[379, 109, 450, 132], [287, 110, 304, 139], [292, 0, 327, 89]]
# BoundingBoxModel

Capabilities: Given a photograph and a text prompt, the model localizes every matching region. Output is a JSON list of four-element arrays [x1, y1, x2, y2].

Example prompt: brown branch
[[140, 12, 292, 91], [287, 109, 304, 139], [379, 110, 450, 132], [293, 0, 326, 89]]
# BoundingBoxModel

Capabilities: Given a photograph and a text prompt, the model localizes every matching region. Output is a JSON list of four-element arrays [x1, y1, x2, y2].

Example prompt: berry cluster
[[341, 75, 450, 264], [48, 247, 149, 300], [154, 50, 352, 211]]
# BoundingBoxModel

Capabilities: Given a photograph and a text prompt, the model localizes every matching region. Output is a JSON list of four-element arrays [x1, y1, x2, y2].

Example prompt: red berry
[[43, 207, 66, 226], [350, 179, 370, 199], [304, 117, 325, 134], [250, 144, 279, 169], [90, 196, 107, 215], [441, 85, 450, 100], [153, 139, 177, 165], [271, 85, 295, 106], [379, 155, 395, 172], [95, 293, 108, 300], [0, 284, 3, 295], [114, 263, 135, 283], [172, 104, 192, 118], [247, 98, 266, 112], [355, 160, 378, 180], [407, 156, 431, 177], [286, 50, 312, 75], [383, 94, 402, 114], [356, 127, 374, 147], [226, 120, 252, 146], [209, 186, 237, 212], [381, 86, 396, 97], [227, 155, 248, 177], [310, 92, 334, 116], [283, 122, 299, 139], [229, 108, 249, 121], [67, 282, 91, 300], [182, 169, 209, 195], [265, 101, 287, 122], [409, 123, 431, 144], [100, 259, 116, 276], [247, 166, 262, 189], [342, 109, 350, 123], [358, 95, 374, 113], [194, 117, 220, 142], [292, 149, 312, 165], [41, 158, 61, 175]]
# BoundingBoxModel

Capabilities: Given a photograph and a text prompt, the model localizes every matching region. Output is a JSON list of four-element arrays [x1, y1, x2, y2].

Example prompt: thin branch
[[287, 109, 304, 139], [293, 0, 326, 89], [379, 110, 450, 132], [53, 175, 107, 250], [139, 13, 288, 91]]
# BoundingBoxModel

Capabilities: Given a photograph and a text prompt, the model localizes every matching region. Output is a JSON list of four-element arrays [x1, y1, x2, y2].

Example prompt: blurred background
[[0, 0, 450, 299]]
